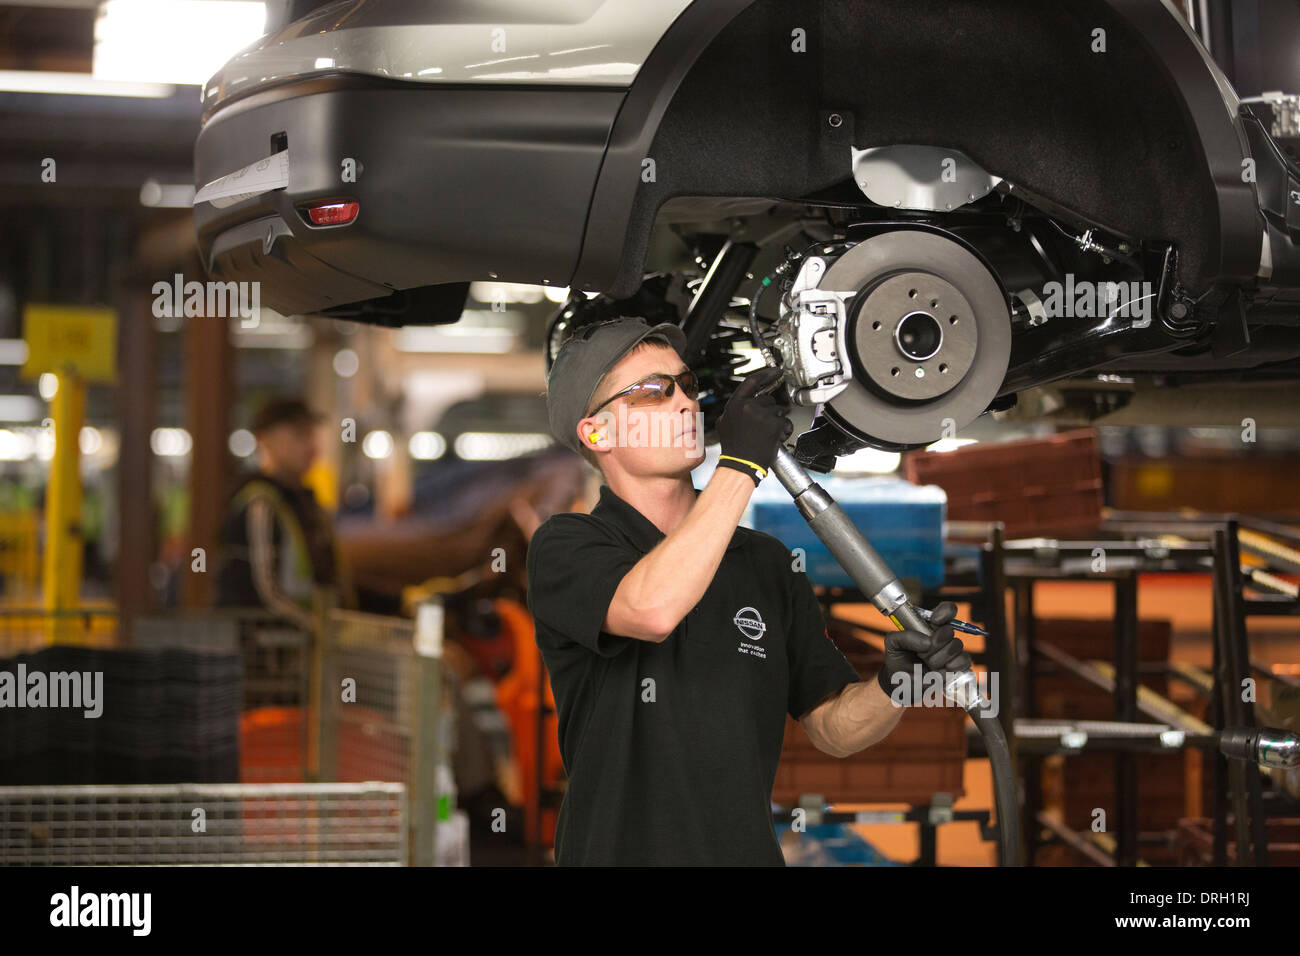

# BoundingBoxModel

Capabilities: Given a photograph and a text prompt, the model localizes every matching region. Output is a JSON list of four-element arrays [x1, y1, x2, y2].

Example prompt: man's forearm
[[603, 467, 755, 640], [808, 678, 906, 758]]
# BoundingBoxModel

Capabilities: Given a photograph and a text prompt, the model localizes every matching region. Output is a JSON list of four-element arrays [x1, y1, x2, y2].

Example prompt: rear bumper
[[193, 75, 623, 316]]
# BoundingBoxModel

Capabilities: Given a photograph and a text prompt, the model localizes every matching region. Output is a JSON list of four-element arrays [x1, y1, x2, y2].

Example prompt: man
[[214, 397, 349, 627], [526, 316, 971, 866]]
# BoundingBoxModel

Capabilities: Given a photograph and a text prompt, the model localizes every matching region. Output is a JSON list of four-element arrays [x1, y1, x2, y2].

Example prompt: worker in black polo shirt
[[527, 316, 970, 866]]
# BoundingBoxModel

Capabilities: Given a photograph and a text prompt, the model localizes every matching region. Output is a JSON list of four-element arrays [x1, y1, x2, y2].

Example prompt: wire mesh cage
[[0, 782, 407, 865], [323, 611, 420, 786], [318, 608, 454, 866], [129, 609, 425, 788], [0, 606, 447, 865]]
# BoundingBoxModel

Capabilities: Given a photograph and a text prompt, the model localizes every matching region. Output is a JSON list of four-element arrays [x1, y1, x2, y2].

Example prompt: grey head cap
[[546, 316, 688, 456]]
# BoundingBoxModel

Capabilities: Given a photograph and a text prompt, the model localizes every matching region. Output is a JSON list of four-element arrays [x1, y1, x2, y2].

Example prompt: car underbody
[[547, 171, 1300, 468], [193, 0, 1300, 466]]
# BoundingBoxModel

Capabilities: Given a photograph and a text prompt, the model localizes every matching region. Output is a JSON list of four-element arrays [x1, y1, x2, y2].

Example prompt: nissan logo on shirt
[[733, 607, 766, 641]]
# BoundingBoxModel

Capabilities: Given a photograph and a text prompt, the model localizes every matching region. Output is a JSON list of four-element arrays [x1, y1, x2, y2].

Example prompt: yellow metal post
[[43, 368, 85, 616], [21, 304, 115, 643]]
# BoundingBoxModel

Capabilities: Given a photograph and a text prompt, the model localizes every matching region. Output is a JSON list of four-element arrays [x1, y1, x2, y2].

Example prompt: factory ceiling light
[[94, 0, 266, 86]]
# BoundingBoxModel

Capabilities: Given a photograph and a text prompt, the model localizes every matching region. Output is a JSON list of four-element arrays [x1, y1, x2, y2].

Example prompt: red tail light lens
[[306, 200, 359, 226]]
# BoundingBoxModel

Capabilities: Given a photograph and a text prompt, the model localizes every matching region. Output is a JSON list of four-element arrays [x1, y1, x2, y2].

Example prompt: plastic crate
[[773, 707, 967, 807], [747, 476, 945, 590], [903, 429, 1103, 539]]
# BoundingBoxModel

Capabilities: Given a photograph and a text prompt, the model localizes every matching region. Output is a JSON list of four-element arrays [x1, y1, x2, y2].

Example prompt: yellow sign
[[21, 305, 118, 384]]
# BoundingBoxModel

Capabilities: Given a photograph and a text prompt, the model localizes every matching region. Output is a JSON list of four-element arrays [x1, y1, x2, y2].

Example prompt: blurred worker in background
[[214, 396, 352, 626]]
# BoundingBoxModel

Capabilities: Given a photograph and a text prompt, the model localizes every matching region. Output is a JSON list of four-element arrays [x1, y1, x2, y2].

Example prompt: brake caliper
[[772, 251, 857, 406]]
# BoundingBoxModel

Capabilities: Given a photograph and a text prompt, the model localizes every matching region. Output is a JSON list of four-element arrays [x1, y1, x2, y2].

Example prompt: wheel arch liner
[[574, 0, 1262, 298]]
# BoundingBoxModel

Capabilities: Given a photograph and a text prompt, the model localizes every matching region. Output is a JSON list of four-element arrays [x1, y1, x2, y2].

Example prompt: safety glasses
[[588, 370, 700, 416]]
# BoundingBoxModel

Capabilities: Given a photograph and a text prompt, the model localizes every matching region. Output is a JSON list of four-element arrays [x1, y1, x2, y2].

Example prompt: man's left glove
[[876, 601, 973, 700]]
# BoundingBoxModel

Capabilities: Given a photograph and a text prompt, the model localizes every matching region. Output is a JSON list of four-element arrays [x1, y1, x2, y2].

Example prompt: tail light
[[305, 200, 359, 226]]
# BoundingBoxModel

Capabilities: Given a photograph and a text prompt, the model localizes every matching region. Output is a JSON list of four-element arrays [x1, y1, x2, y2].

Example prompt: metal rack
[[1100, 513, 1300, 865], [806, 513, 1298, 866], [945, 514, 1297, 866]]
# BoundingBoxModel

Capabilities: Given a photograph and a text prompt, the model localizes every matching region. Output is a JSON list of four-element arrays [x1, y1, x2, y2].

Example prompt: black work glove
[[715, 366, 792, 486], [876, 601, 974, 704]]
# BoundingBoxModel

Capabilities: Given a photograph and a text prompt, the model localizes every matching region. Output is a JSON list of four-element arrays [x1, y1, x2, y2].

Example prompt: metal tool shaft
[[770, 446, 986, 710], [769, 437, 1018, 864]]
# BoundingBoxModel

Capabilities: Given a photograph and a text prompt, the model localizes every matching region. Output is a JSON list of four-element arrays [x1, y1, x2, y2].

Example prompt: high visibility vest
[[227, 478, 353, 611]]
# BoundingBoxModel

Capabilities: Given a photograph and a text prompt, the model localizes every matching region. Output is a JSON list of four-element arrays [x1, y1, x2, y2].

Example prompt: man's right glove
[[715, 366, 792, 486], [876, 601, 974, 704]]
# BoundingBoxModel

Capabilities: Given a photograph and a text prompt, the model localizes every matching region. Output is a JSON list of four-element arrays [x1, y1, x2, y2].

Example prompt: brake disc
[[820, 230, 1011, 446]]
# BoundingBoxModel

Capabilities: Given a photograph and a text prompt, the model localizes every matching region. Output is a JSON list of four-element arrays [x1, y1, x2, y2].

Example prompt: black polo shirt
[[526, 483, 860, 866]]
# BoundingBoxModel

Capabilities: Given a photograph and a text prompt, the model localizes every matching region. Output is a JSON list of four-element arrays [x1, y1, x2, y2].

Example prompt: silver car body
[[203, 0, 691, 108]]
